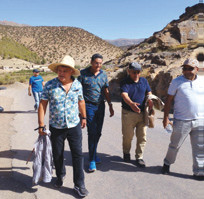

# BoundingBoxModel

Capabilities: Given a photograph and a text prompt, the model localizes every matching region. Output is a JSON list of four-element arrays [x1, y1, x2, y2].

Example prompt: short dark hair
[[91, 53, 103, 62]]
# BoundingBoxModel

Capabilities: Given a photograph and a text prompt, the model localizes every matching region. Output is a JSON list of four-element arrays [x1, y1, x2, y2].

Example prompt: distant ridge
[[0, 20, 29, 27], [106, 38, 144, 47]]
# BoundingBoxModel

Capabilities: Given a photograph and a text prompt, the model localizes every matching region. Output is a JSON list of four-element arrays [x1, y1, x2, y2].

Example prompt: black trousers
[[50, 123, 85, 188]]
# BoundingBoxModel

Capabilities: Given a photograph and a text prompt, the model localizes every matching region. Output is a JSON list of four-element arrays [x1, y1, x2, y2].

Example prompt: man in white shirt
[[162, 58, 204, 180]]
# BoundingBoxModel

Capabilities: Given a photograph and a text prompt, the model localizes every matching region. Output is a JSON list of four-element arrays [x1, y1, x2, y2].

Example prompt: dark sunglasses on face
[[182, 67, 194, 71], [131, 71, 140, 74]]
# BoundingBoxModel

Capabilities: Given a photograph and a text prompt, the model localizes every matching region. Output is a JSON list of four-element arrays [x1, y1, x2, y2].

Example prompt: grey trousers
[[164, 119, 204, 176]]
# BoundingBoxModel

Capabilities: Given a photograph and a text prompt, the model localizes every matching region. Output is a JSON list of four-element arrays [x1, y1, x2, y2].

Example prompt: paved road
[[0, 83, 203, 199]]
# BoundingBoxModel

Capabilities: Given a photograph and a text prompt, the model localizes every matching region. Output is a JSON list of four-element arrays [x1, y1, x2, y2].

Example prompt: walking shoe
[[74, 186, 89, 197], [161, 163, 170, 174], [95, 156, 101, 164], [135, 159, 146, 168], [88, 161, 96, 172], [123, 153, 131, 162], [193, 175, 204, 181], [54, 177, 63, 188]]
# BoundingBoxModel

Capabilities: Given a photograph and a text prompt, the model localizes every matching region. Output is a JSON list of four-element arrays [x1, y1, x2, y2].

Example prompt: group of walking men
[[29, 54, 204, 197]]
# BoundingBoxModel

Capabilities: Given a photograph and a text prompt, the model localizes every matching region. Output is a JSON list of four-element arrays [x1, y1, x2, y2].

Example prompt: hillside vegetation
[[0, 37, 41, 64], [0, 25, 123, 66]]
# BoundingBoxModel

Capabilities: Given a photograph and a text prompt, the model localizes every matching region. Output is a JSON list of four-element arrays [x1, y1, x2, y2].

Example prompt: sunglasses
[[130, 71, 140, 74], [182, 67, 194, 71]]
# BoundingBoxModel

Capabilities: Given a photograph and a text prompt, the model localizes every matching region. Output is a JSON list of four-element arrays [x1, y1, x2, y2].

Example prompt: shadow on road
[[0, 110, 36, 114], [38, 177, 80, 198], [0, 170, 37, 194]]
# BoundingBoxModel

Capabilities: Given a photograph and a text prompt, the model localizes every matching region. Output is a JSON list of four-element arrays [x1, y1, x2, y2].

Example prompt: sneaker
[[54, 177, 63, 188], [89, 161, 96, 172], [123, 153, 131, 162], [161, 163, 170, 174], [193, 175, 204, 181], [74, 186, 89, 197], [135, 159, 146, 168], [95, 156, 101, 164]]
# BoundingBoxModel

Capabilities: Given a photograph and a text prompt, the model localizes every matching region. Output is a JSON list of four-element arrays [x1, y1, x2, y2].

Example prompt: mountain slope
[[0, 25, 123, 66]]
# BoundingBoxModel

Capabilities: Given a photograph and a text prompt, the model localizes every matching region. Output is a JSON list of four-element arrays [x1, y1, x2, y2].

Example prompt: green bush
[[0, 37, 42, 64]]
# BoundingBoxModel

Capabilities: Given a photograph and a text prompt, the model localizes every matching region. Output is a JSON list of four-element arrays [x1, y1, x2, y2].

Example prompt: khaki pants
[[122, 108, 147, 159]]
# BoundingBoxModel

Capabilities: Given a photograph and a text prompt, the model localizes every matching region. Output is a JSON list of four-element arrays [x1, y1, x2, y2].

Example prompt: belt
[[85, 101, 104, 105]]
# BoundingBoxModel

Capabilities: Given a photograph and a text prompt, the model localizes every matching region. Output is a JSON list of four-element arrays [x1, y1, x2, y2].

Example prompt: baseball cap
[[182, 58, 199, 68], [33, 69, 40, 73], [129, 62, 142, 71]]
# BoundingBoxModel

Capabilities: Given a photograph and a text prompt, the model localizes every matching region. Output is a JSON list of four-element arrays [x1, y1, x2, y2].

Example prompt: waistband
[[85, 101, 104, 106]]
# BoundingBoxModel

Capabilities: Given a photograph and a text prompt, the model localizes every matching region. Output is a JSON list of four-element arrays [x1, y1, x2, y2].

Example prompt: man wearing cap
[[78, 53, 114, 172], [162, 58, 204, 180], [38, 55, 89, 197], [120, 62, 152, 167], [28, 69, 44, 111]]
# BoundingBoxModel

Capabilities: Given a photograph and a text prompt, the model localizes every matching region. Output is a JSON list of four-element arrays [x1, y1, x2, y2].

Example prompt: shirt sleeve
[[29, 77, 32, 85], [120, 81, 129, 93], [41, 83, 49, 100], [104, 74, 109, 87], [78, 82, 84, 101], [168, 79, 177, 96]]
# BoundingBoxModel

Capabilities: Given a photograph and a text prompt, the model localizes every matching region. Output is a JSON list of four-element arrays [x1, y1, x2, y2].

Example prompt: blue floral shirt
[[78, 67, 109, 104], [41, 77, 84, 129]]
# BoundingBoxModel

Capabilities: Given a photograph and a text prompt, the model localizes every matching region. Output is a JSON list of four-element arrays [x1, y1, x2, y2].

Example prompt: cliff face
[[107, 3, 204, 100]]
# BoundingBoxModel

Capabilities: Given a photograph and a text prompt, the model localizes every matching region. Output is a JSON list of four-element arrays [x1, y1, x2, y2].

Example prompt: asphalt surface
[[0, 82, 203, 199]]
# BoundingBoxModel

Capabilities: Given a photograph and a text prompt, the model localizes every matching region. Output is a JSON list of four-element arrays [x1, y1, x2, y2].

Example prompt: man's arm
[[104, 87, 114, 117], [146, 91, 153, 109], [38, 99, 48, 135], [121, 92, 141, 113], [78, 99, 87, 128], [163, 94, 174, 128], [28, 84, 32, 96]]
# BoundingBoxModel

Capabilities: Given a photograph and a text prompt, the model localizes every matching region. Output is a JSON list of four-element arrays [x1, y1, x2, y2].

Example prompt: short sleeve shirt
[[78, 67, 109, 104], [120, 76, 151, 112], [168, 75, 204, 120], [41, 77, 84, 129], [29, 75, 44, 92]]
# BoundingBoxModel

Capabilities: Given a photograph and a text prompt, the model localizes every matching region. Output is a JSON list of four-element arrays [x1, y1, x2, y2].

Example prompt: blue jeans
[[86, 101, 105, 161], [32, 91, 42, 109], [50, 123, 85, 188]]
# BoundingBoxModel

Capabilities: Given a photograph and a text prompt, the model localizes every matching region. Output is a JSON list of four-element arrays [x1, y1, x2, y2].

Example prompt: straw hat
[[48, 55, 80, 76]]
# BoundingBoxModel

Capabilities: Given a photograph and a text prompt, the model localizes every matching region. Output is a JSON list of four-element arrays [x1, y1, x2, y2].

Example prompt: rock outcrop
[[107, 3, 204, 101]]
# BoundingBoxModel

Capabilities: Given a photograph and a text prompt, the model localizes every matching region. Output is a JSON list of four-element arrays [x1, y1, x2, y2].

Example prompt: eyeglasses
[[130, 71, 140, 75], [182, 67, 194, 71]]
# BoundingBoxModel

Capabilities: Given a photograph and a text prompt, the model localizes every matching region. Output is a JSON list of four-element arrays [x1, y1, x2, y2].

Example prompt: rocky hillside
[[0, 25, 123, 66], [107, 3, 204, 101]]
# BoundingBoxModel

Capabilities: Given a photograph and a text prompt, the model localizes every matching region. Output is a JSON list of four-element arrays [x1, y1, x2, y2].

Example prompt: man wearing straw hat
[[78, 53, 114, 172], [38, 55, 89, 197]]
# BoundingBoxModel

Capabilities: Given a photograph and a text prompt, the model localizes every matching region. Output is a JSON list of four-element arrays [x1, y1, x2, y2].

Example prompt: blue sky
[[0, 0, 199, 39]]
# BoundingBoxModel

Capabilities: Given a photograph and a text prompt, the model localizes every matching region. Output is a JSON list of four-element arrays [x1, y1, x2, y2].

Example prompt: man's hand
[[28, 91, 31, 96], [130, 102, 141, 113], [163, 117, 173, 129], [81, 118, 86, 128], [38, 128, 47, 136], [109, 104, 114, 117]]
